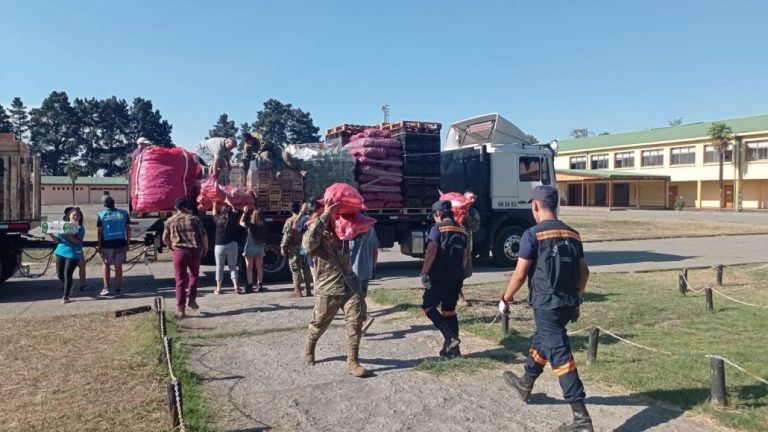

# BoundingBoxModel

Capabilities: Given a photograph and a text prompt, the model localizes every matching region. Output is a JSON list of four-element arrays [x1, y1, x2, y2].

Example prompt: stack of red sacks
[[439, 191, 474, 225], [197, 176, 255, 211], [319, 183, 376, 241], [345, 129, 404, 209], [130, 146, 202, 212]]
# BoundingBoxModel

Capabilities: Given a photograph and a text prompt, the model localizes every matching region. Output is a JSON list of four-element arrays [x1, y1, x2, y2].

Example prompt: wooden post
[[165, 336, 173, 363], [715, 265, 724, 286], [710, 357, 727, 406], [678, 272, 686, 295], [167, 380, 183, 428], [587, 326, 600, 365], [705, 287, 714, 310], [501, 312, 510, 336]]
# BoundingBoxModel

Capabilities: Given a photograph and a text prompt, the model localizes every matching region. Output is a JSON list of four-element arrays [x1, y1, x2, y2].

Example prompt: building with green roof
[[554, 114, 768, 210]]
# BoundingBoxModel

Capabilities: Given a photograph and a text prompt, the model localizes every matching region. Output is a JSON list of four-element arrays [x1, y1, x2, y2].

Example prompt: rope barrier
[[594, 326, 674, 355], [680, 272, 706, 293], [710, 287, 768, 309], [567, 326, 591, 336], [705, 355, 768, 386]]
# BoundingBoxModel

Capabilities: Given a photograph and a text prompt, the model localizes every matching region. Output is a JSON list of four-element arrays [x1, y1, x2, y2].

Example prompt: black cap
[[175, 196, 190, 210], [531, 185, 559, 206], [429, 200, 453, 218]]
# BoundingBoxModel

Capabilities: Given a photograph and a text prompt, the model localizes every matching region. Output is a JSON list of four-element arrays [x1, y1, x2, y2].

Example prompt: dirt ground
[[180, 287, 723, 432]]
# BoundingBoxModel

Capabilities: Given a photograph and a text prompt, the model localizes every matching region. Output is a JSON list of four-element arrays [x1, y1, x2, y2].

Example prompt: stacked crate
[[379, 121, 442, 209], [325, 124, 376, 148], [246, 167, 304, 212], [0, 133, 41, 221]]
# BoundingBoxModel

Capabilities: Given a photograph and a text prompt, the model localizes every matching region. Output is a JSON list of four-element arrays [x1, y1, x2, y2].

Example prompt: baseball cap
[[530, 185, 559, 206], [137, 137, 153, 146], [429, 200, 452, 218]]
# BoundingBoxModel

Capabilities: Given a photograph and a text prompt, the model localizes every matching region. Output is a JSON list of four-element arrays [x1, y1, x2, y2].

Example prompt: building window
[[704, 144, 733, 163], [519, 156, 541, 182], [671, 146, 695, 165], [641, 149, 664, 167], [590, 154, 608, 169], [746, 140, 768, 161], [569, 156, 586, 170], [614, 151, 634, 168]]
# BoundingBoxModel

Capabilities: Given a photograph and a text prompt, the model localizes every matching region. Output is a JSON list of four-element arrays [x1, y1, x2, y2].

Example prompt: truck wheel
[[0, 251, 19, 285], [262, 236, 290, 283], [493, 226, 523, 267]]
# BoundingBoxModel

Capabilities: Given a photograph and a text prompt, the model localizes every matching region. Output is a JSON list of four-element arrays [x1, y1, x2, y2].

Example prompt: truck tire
[[262, 235, 290, 283], [493, 225, 524, 267], [0, 251, 19, 285]]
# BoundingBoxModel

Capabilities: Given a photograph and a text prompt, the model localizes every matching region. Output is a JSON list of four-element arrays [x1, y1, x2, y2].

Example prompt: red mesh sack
[[439, 191, 474, 224], [323, 183, 366, 215], [222, 185, 254, 210], [131, 146, 202, 212], [333, 212, 377, 241]]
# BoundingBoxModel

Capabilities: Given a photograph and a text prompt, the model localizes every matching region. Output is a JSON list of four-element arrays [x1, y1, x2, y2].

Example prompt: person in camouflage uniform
[[459, 190, 481, 306], [281, 201, 313, 297], [302, 201, 368, 378]]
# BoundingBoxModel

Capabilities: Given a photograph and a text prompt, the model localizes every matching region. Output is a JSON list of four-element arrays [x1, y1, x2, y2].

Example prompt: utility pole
[[381, 104, 390, 124]]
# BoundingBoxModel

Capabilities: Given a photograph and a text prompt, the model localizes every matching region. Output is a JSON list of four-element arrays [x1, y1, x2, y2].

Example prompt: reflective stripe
[[553, 360, 577, 376], [438, 225, 467, 235], [422, 307, 433, 315], [535, 229, 581, 242], [529, 348, 547, 365], [441, 310, 457, 317]]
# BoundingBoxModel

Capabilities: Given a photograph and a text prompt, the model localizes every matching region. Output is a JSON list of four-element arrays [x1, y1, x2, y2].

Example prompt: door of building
[[724, 185, 734, 209], [668, 185, 678, 208], [613, 183, 630, 207], [568, 184, 583, 206], [594, 183, 607, 206]]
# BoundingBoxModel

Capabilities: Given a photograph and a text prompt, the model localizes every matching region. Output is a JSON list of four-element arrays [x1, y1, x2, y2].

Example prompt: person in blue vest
[[499, 185, 593, 432], [420, 200, 468, 358], [97, 196, 131, 297], [49, 207, 85, 304]]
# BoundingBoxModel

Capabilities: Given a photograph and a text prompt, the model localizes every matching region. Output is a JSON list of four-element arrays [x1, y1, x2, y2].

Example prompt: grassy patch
[[369, 265, 768, 431], [165, 313, 217, 432], [0, 312, 166, 431], [564, 214, 768, 241]]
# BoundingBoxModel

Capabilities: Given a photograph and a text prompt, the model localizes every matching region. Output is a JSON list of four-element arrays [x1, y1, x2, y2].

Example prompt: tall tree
[[8, 98, 30, 140], [569, 128, 593, 139], [29, 91, 80, 175], [96, 97, 132, 176], [526, 134, 539, 144], [253, 99, 320, 149], [73, 97, 102, 176], [0, 104, 11, 134], [64, 162, 80, 205], [128, 97, 173, 147], [207, 113, 238, 139], [708, 122, 734, 211], [668, 117, 683, 127]]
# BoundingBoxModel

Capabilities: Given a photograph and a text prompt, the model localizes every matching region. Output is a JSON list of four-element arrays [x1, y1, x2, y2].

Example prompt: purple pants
[[173, 248, 201, 309]]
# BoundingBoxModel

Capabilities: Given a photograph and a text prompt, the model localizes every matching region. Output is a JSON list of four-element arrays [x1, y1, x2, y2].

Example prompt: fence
[[154, 295, 187, 431]]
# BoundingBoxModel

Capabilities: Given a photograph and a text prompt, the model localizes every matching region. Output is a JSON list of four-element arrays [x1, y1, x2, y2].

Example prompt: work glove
[[420, 273, 432, 290], [498, 297, 511, 315]]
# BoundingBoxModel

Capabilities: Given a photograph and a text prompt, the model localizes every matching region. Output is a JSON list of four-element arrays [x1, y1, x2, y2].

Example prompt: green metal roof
[[42, 176, 128, 185], [557, 169, 670, 180], [559, 114, 768, 153]]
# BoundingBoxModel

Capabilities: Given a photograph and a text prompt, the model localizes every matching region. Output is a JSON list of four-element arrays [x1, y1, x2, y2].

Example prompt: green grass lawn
[[368, 264, 768, 431]]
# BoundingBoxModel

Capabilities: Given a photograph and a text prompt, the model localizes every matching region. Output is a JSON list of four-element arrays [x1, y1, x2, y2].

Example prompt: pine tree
[[95, 97, 132, 176], [0, 104, 12, 134], [8, 97, 30, 140], [128, 97, 173, 147], [288, 108, 321, 143], [253, 99, 320, 150], [29, 91, 80, 175], [73, 97, 102, 176], [207, 113, 238, 139]]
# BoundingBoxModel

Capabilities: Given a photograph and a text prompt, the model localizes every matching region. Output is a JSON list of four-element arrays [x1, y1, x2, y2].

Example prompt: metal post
[[678, 272, 686, 295], [710, 357, 727, 406], [705, 287, 714, 310], [716, 265, 724, 286], [587, 326, 600, 365], [167, 380, 183, 428]]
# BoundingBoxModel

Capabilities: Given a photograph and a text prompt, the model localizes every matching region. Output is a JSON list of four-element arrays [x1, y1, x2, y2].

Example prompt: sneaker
[[244, 284, 253, 294], [188, 299, 199, 310], [62, 296, 71, 304], [99, 287, 111, 297], [258, 283, 266, 292], [113, 289, 121, 297]]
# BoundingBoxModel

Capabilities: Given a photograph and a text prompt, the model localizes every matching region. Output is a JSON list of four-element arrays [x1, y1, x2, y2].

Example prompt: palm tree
[[707, 122, 734, 211], [64, 162, 80, 205]]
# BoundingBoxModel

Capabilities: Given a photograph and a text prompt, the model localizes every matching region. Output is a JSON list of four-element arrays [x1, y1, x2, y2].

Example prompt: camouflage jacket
[[302, 212, 360, 296], [280, 214, 302, 254]]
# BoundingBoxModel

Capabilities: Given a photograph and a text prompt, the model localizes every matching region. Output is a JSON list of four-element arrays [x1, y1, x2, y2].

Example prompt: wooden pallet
[[379, 120, 442, 133], [326, 124, 374, 136], [0, 153, 40, 221]]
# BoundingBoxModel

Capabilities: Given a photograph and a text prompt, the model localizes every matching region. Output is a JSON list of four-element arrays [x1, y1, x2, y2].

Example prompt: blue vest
[[527, 220, 583, 309], [98, 209, 128, 241]]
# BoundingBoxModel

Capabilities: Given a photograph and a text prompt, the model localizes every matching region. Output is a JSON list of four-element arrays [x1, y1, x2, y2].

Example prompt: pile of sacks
[[317, 183, 376, 241], [197, 176, 254, 212], [130, 146, 202, 212], [345, 129, 404, 209]]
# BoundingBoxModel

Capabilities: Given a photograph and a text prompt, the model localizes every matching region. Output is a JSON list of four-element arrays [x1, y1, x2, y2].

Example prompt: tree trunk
[[718, 150, 724, 211], [71, 180, 76, 205]]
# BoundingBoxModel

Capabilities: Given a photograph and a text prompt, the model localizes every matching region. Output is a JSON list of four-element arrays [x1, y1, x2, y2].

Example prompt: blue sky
[[2, 0, 767, 150]]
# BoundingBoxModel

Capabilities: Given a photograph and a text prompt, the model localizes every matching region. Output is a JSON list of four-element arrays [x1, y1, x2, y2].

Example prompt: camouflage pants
[[288, 251, 312, 290], [307, 287, 364, 352]]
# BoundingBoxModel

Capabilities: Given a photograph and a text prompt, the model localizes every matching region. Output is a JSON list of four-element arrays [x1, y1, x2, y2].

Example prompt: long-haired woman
[[240, 207, 267, 292], [213, 202, 243, 294], [49, 207, 85, 304]]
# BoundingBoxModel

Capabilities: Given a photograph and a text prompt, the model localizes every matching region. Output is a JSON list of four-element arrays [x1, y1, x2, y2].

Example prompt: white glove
[[420, 274, 432, 290], [498, 298, 510, 314]]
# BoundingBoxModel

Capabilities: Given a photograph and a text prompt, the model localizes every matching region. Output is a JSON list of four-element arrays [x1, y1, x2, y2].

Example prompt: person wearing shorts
[[240, 207, 267, 292], [97, 197, 130, 297]]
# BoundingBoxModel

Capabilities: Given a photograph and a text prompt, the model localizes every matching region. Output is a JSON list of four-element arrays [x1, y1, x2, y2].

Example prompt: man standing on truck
[[420, 200, 467, 358], [97, 197, 131, 297], [281, 201, 312, 297], [459, 190, 481, 306], [198, 136, 237, 186], [302, 200, 368, 378], [499, 185, 593, 432], [163, 197, 209, 318]]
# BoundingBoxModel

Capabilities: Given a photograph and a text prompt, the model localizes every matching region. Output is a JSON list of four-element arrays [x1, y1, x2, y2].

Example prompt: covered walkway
[[556, 169, 671, 209]]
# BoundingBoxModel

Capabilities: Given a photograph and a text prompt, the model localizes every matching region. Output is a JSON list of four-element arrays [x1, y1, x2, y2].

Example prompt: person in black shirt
[[420, 200, 468, 358], [498, 185, 592, 432], [213, 203, 243, 294]]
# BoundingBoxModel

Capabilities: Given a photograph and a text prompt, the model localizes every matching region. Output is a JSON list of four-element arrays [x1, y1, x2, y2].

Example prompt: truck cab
[[439, 113, 558, 266]]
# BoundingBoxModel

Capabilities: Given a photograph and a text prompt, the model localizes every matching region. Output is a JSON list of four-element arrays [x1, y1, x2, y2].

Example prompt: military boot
[[290, 287, 303, 297], [304, 336, 317, 365], [347, 344, 368, 377], [503, 370, 537, 402], [556, 401, 593, 432]]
